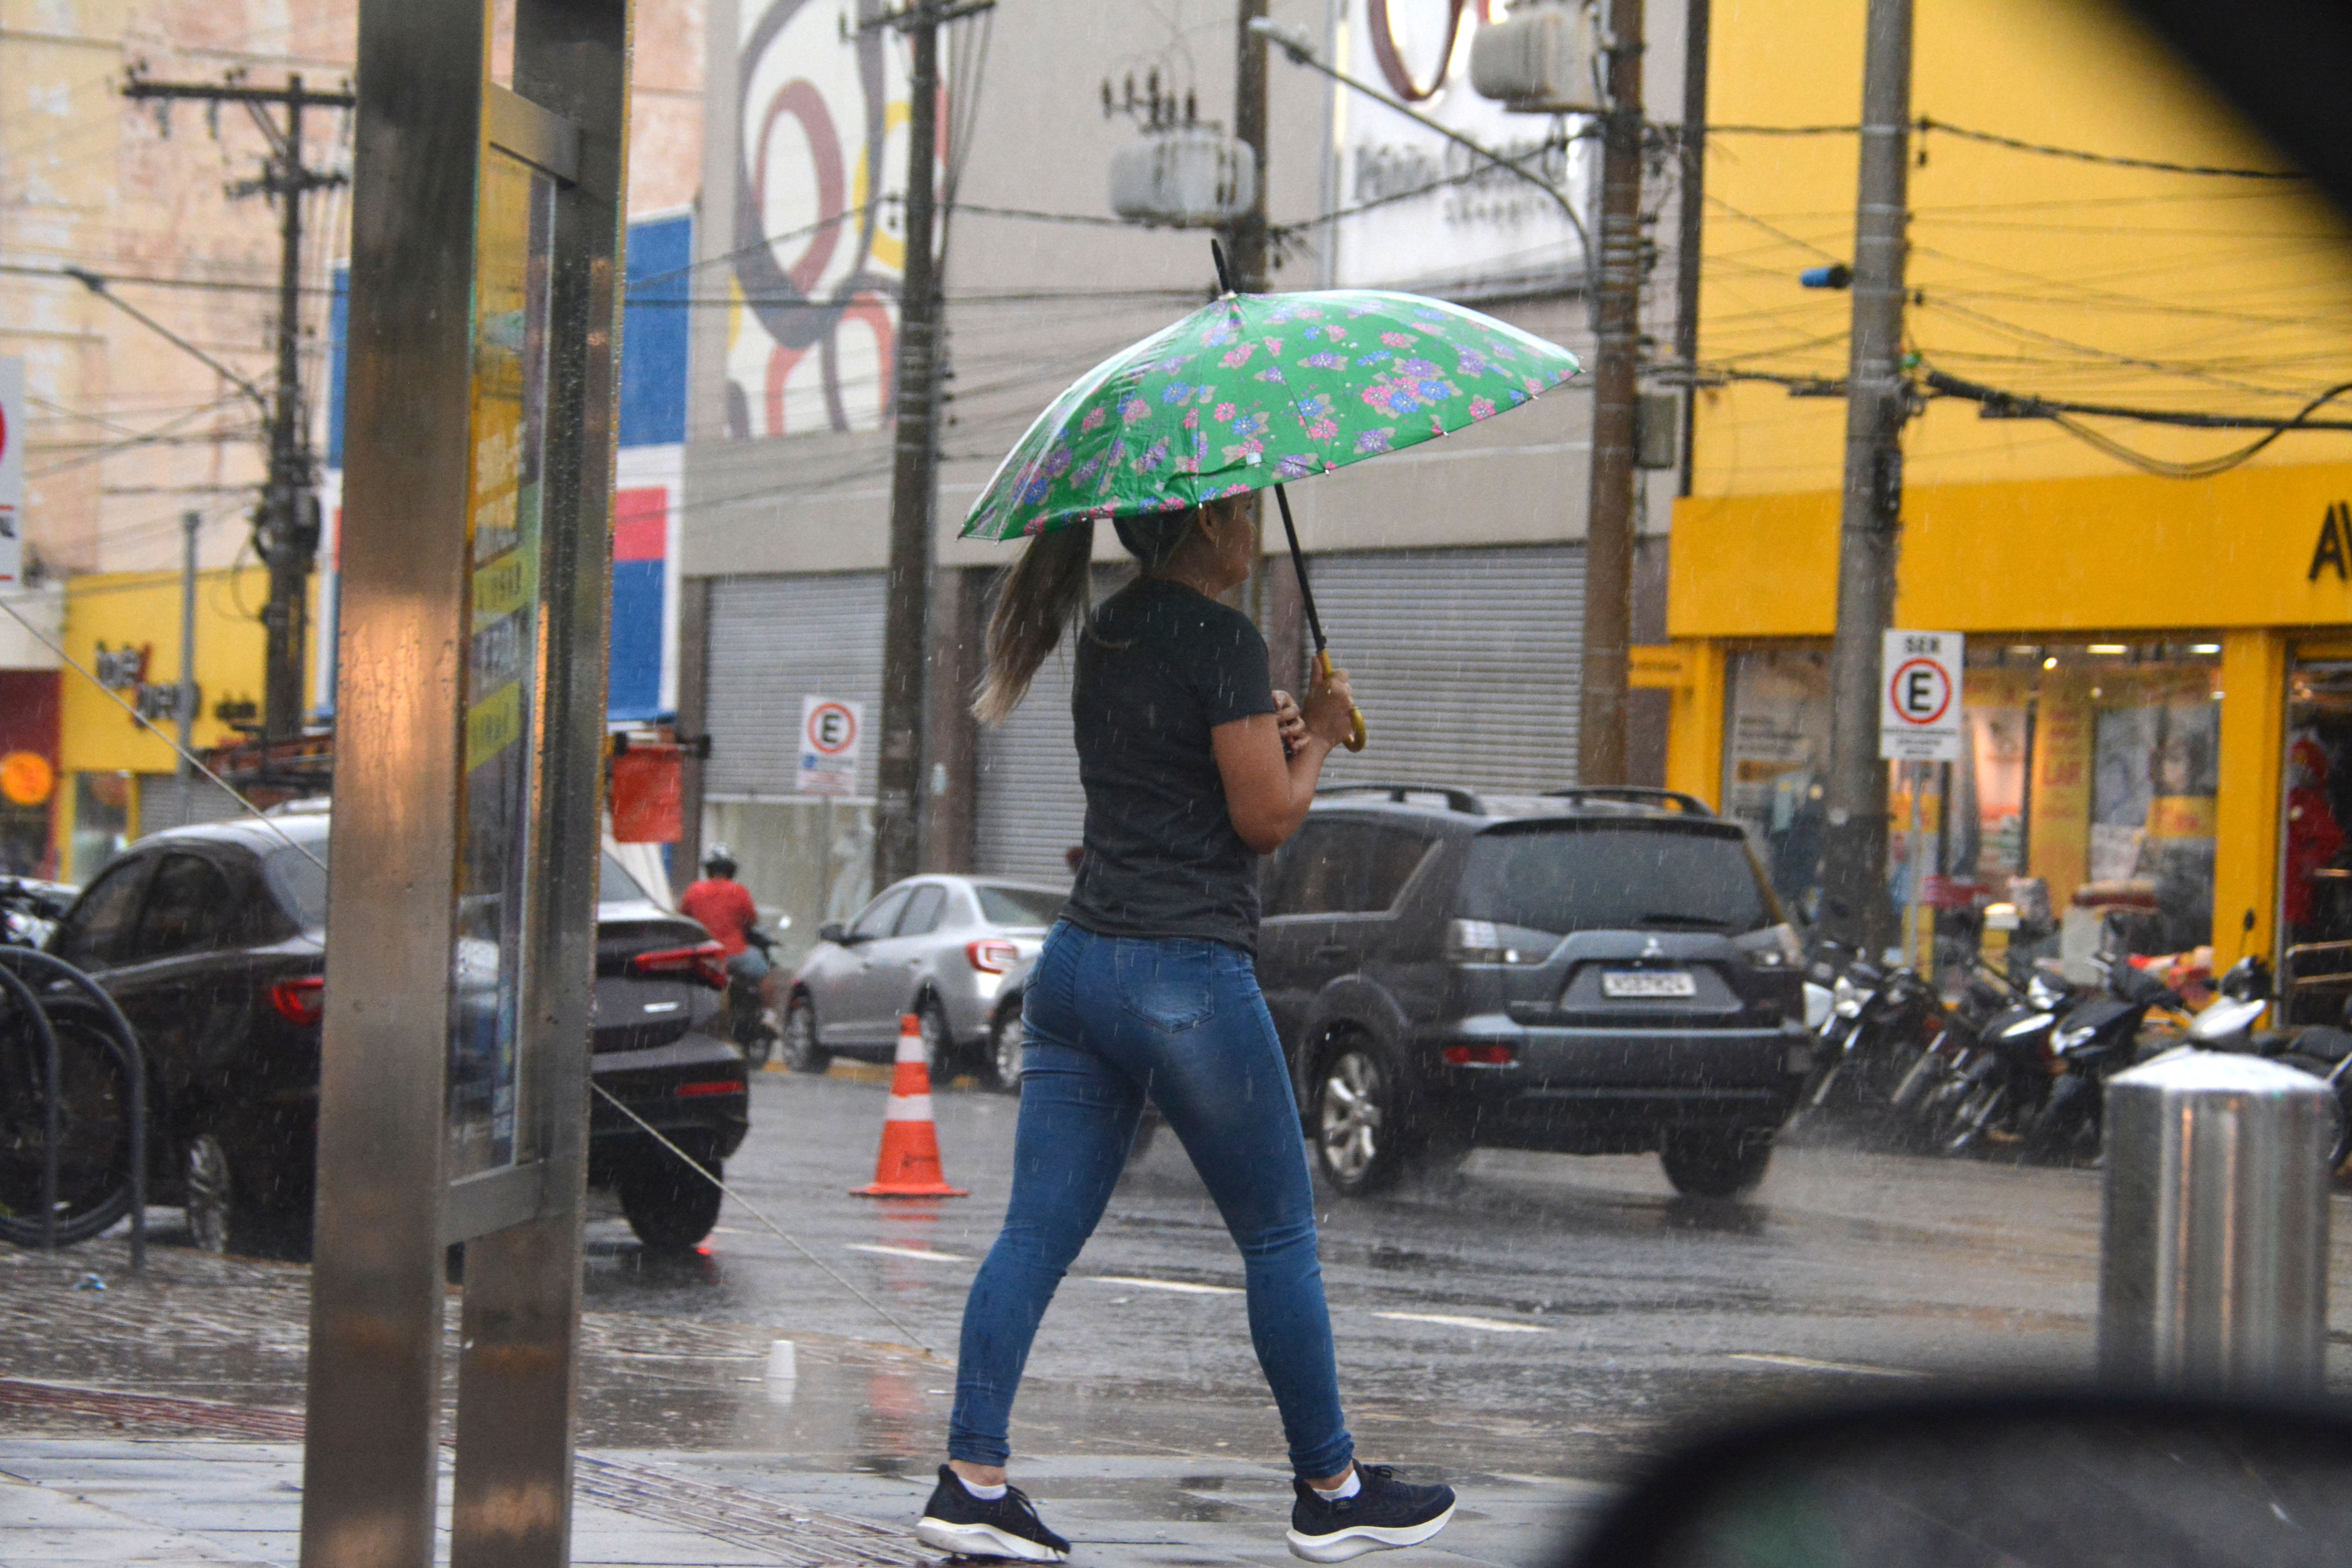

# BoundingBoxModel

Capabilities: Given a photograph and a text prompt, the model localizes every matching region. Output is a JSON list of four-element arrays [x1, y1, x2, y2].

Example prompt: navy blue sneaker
[[914, 1465, 1071, 1562], [1286, 1464, 1457, 1562]]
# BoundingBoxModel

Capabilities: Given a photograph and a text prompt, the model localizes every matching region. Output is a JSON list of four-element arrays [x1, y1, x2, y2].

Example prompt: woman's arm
[[1212, 661, 1357, 855]]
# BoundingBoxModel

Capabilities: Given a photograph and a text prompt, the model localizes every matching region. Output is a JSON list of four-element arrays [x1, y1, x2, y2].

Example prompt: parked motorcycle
[[2023, 955, 2185, 1162], [1935, 967, 2077, 1156], [2184, 955, 2352, 1173], [1888, 961, 2016, 1141], [1798, 950, 1948, 1144], [0, 877, 75, 950]]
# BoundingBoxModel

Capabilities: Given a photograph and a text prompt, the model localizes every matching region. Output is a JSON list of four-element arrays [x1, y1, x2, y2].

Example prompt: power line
[[1705, 116, 2306, 180], [1922, 369, 2352, 477]]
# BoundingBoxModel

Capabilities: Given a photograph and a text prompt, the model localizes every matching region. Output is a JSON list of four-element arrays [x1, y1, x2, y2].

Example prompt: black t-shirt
[[1061, 577, 1278, 953]]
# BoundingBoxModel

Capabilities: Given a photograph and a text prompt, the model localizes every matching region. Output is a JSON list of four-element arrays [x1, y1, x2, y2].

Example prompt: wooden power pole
[[123, 71, 351, 743], [873, 4, 945, 891], [1819, 0, 1915, 953], [1578, 0, 1645, 787]]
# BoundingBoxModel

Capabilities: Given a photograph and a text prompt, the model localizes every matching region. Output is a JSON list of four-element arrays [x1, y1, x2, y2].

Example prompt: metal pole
[[1231, 0, 1271, 292], [263, 79, 317, 744], [872, 0, 942, 892], [1819, 0, 1912, 954], [2100, 1052, 2332, 1392], [177, 511, 199, 824], [1673, 0, 1710, 499], [1578, 0, 1643, 788], [1904, 760, 1926, 969], [1232, 0, 1273, 629]]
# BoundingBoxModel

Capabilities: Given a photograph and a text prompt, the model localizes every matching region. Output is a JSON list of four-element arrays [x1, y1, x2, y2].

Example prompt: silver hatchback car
[[781, 875, 1065, 1084]]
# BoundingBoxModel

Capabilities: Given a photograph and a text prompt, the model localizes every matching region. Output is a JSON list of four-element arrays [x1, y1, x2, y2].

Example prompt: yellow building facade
[[1659, 0, 2352, 999], [54, 564, 299, 879]]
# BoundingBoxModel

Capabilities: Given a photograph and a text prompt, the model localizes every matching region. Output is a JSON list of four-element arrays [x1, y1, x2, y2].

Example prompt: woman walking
[[913, 494, 1456, 1564]]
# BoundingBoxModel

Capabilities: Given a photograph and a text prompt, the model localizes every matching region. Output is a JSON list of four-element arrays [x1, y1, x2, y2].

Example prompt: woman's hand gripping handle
[[1308, 652, 1365, 753]]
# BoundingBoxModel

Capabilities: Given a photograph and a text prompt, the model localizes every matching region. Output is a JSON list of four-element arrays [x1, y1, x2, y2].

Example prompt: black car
[[45, 812, 748, 1254], [1258, 785, 1811, 1199]]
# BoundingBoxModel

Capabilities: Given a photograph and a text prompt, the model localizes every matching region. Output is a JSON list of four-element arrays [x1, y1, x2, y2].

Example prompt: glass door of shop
[[2280, 660, 2352, 1022]]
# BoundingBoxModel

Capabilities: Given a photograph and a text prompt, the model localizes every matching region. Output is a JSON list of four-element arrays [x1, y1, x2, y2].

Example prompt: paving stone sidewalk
[[0, 1432, 1600, 1566]]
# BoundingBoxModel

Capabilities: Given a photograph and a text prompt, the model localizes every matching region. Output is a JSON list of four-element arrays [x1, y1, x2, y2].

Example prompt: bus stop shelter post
[[300, 0, 630, 1561], [449, 0, 630, 1562], [300, 0, 484, 1559]]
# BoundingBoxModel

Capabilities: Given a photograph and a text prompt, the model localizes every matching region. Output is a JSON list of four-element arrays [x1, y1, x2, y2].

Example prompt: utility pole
[[177, 509, 199, 824], [1673, 0, 1710, 499], [1819, 0, 1915, 953], [1229, 0, 1272, 292], [872, 3, 945, 891], [123, 71, 350, 744], [1231, 0, 1274, 637], [1578, 0, 1644, 787]]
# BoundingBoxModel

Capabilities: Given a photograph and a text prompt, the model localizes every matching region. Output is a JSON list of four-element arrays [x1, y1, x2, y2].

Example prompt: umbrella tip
[[1209, 238, 1239, 297]]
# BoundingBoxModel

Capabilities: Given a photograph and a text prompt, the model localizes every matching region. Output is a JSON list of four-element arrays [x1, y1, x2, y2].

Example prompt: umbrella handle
[[1316, 649, 1367, 753]]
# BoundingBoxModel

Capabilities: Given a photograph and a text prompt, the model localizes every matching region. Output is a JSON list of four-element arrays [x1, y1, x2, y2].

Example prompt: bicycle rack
[[0, 948, 147, 1273]]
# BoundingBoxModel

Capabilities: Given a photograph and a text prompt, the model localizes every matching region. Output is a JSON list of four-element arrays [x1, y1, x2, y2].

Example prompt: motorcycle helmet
[[703, 844, 737, 879]]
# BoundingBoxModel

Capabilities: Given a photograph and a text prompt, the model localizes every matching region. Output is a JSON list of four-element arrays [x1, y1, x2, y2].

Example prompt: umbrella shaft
[[1272, 484, 1329, 654]]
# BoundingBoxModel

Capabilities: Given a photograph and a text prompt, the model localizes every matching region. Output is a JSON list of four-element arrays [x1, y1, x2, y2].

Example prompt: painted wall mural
[[728, 0, 924, 439]]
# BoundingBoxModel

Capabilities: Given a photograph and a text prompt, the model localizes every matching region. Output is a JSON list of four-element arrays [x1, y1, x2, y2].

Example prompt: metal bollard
[[2099, 1049, 2334, 1392]]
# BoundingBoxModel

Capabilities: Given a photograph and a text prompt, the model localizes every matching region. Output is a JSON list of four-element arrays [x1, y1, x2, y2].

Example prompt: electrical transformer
[[1109, 126, 1258, 228], [1469, 1, 1604, 115]]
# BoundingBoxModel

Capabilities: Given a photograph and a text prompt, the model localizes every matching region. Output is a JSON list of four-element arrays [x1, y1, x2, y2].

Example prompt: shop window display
[[1721, 649, 1833, 924], [1722, 642, 2220, 980]]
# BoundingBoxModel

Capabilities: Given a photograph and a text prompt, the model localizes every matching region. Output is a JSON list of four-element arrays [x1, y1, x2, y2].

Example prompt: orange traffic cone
[[852, 1014, 970, 1198]]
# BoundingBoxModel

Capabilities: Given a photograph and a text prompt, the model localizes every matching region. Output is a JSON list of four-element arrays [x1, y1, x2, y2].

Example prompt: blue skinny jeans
[[947, 920, 1354, 1481]]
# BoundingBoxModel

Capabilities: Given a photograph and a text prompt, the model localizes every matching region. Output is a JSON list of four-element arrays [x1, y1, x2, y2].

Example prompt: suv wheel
[[1659, 1129, 1774, 1199], [781, 994, 831, 1074], [985, 997, 1025, 1093], [617, 1141, 725, 1252], [1314, 1041, 1411, 1196]]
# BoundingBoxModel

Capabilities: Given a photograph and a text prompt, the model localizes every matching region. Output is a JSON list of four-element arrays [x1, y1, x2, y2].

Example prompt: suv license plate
[[1602, 969, 1697, 999]]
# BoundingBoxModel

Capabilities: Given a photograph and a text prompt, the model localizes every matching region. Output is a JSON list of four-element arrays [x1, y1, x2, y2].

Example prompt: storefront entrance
[[2280, 659, 2352, 1022], [1722, 638, 2224, 982]]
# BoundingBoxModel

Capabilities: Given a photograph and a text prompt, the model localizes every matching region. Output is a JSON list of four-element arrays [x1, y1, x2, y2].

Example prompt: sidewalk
[[0, 1430, 1596, 1566], [0, 1238, 1601, 1566]]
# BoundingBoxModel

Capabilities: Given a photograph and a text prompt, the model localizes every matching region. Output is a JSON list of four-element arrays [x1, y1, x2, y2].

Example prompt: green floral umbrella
[[960, 288, 1581, 541]]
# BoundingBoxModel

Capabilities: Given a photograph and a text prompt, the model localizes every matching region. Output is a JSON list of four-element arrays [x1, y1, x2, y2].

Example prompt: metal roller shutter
[[136, 773, 249, 834], [704, 571, 886, 798], [972, 569, 1129, 883], [1310, 544, 1584, 795]]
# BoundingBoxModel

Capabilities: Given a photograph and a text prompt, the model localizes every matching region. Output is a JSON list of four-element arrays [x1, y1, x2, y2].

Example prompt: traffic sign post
[[1880, 630, 1963, 763], [0, 357, 23, 586], [798, 696, 864, 797], [1881, 630, 1962, 974]]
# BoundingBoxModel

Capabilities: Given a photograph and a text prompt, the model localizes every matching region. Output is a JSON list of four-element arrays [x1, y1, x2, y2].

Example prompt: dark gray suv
[[1258, 785, 1811, 1199]]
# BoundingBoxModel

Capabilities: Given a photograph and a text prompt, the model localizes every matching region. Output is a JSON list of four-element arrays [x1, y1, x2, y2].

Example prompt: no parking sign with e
[[797, 695, 863, 797], [1880, 630, 1964, 762]]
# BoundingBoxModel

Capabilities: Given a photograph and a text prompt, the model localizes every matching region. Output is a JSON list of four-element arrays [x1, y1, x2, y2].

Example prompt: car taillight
[[635, 941, 728, 988], [1442, 1044, 1516, 1066], [269, 977, 325, 1027], [966, 939, 1017, 974], [675, 1079, 746, 1098]]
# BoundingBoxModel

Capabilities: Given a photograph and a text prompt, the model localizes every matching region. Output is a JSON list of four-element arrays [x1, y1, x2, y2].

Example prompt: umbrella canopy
[[961, 289, 1581, 541]]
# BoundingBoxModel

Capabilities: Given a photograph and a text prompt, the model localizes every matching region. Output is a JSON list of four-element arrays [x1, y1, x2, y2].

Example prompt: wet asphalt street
[[591, 1064, 2352, 1475], [11, 1064, 2352, 1565]]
